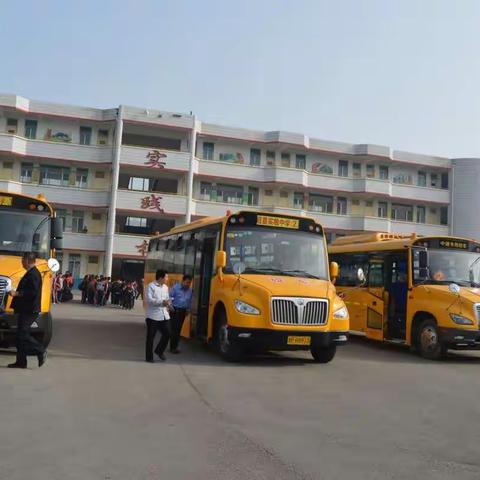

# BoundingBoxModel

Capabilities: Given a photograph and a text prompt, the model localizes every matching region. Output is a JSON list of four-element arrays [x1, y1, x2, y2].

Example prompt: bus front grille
[[271, 298, 328, 326]]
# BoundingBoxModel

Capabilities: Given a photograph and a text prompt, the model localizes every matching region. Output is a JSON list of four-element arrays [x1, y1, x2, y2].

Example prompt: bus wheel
[[215, 311, 243, 362], [417, 319, 446, 360], [311, 344, 336, 363]]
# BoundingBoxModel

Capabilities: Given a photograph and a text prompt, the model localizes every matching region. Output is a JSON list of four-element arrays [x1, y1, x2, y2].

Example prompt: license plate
[[287, 336, 311, 346]]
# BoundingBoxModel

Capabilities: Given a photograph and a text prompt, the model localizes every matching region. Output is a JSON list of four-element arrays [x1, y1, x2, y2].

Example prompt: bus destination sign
[[257, 215, 299, 229], [0, 195, 13, 206]]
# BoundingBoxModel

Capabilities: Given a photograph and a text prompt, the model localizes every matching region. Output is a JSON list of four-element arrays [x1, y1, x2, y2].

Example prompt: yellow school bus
[[0, 191, 63, 348], [329, 232, 480, 359], [145, 210, 349, 362]]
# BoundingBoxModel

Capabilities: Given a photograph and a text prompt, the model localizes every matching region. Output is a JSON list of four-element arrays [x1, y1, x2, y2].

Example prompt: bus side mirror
[[51, 238, 63, 251], [51, 217, 63, 240], [216, 250, 226, 269], [329, 261, 339, 280]]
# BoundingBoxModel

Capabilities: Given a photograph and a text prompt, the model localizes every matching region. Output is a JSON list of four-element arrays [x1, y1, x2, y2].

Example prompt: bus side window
[[174, 236, 185, 274], [184, 234, 196, 277], [164, 236, 176, 273], [333, 253, 369, 286], [368, 257, 384, 288]]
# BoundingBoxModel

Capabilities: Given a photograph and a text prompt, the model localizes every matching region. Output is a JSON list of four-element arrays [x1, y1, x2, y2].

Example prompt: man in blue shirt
[[169, 274, 193, 353]]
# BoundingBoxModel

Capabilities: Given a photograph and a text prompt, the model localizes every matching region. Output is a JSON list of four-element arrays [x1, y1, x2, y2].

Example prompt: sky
[[2, 0, 480, 158]]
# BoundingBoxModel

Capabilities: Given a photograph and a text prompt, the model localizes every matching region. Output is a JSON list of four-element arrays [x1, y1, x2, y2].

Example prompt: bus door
[[194, 229, 219, 339], [385, 253, 408, 341], [365, 256, 386, 341]]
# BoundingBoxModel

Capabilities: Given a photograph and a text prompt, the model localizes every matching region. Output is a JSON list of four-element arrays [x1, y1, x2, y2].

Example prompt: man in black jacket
[[8, 252, 47, 369]]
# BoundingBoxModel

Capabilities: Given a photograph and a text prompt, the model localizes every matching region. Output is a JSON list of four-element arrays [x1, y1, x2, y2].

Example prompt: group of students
[[52, 272, 75, 304], [78, 275, 144, 309], [145, 270, 193, 362]]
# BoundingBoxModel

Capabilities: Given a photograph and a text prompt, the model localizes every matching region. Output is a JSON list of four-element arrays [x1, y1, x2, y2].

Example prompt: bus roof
[[329, 232, 479, 253], [149, 210, 320, 240], [0, 190, 54, 214]]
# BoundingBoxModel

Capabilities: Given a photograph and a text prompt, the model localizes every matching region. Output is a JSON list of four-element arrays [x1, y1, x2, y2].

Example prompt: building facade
[[1, 93, 470, 284]]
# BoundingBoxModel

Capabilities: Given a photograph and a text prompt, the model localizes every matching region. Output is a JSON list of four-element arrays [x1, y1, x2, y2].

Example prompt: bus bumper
[[228, 327, 348, 351], [0, 311, 52, 346], [439, 327, 480, 350]]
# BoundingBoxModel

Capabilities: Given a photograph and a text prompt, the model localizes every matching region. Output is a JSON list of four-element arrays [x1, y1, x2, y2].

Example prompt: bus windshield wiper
[[244, 267, 284, 274], [281, 269, 321, 279]]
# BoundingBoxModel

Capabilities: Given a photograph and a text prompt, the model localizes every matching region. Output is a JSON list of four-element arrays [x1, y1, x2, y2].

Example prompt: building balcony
[[0, 133, 113, 164], [113, 233, 150, 258], [0, 180, 109, 207], [116, 190, 188, 216], [120, 146, 190, 172], [195, 159, 450, 204], [62, 232, 106, 252]]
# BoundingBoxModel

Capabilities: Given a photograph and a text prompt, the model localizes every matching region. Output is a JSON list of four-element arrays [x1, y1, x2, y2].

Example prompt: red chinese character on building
[[144, 150, 167, 169], [140, 194, 165, 212], [136, 239, 148, 257]]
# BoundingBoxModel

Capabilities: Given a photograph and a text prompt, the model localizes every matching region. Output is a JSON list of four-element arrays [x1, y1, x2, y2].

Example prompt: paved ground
[[1, 301, 480, 480]]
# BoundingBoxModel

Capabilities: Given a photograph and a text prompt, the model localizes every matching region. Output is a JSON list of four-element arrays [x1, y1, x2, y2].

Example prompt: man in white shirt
[[145, 269, 171, 362]]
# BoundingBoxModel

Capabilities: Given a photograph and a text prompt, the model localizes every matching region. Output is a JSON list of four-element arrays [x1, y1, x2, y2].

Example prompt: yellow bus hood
[[422, 284, 480, 303], [0, 256, 49, 280], [240, 274, 331, 298]]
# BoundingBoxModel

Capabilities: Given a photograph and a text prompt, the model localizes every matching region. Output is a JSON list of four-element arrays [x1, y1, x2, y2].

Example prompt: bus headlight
[[450, 313, 474, 325], [234, 300, 260, 315], [333, 306, 349, 319]]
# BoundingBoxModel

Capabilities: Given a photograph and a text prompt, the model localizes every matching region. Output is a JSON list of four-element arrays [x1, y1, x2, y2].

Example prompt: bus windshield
[[427, 249, 480, 286], [0, 210, 50, 258], [225, 227, 328, 279]]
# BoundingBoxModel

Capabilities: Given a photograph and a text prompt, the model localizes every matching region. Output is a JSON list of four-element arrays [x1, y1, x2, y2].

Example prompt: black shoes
[[38, 351, 47, 368], [7, 362, 27, 369]]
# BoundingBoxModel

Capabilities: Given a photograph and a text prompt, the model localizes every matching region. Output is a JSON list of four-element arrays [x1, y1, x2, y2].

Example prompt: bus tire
[[311, 344, 336, 363], [215, 309, 243, 362], [33, 315, 53, 348], [416, 319, 446, 360]]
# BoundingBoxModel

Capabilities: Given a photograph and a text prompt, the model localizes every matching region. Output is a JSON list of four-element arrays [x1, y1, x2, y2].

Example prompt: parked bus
[[145, 211, 349, 362], [0, 191, 63, 347], [329, 232, 480, 359]]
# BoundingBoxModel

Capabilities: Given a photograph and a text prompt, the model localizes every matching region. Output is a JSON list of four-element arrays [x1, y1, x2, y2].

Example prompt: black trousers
[[16, 313, 45, 365], [170, 308, 187, 351], [145, 318, 170, 361]]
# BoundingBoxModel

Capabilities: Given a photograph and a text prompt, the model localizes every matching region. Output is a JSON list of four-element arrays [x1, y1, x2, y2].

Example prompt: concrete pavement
[[1, 301, 480, 480]]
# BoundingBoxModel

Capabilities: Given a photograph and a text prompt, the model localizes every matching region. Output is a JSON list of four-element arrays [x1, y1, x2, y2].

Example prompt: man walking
[[169, 274, 193, 354], [8, 252, 47, 369], [145, 269, 171, 362]]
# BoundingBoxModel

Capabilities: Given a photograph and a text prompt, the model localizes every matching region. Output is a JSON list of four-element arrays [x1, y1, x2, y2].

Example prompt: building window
[[79, 126, 92, 145], [266, 151, 275, 166], [56, 209, 67, 231], [280, 191, 289, 199], [247, 187, 259, 205], [281, 153, 291, 168], [431, 173, 438, 188], [20, 162, 33, 183], [72, 210, 85, 233], [24, 119, 37, 139], [337, 197, 347, 215], [75, 168, 89, 188], [417, 206, 426, 224], [391, 204, 413, 222], [126, 216, 147, 228], [441, 172, 449, 189], [95, 170, 105, 179], [128, 177, 150, 191], [200, 181, 213, 200], [6, 118, 18, 134], [265, 189, 273, 196], [216, 184, 243, 204], [378, 201, 388, 218], [295, 154, 306, 170], [250, 148, 261, 166], [309, 194, 333, 213], [92, 212, 102, 221], [365, 200, 373, 207], [203, 142, 214, 160], [379, 166, 389, 180], [353, 162, 361, 178], [293, 192, 304, 209], [88, 255, 99, 264], [417, 171, 427, 187], [440, 206, 448, 225], [40, 165, 70, 187], [68, 254, 81, 279], [338, 160, 348, 177], [98, 129, 109, 145], [366, 164, 375, 178]]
